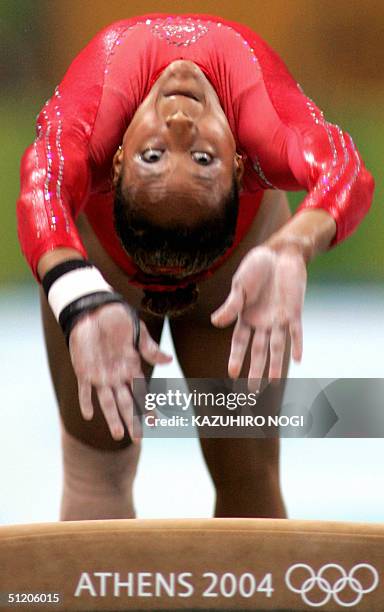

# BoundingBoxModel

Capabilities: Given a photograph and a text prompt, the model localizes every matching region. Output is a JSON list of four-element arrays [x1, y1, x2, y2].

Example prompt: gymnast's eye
[[191, 151, 213, 166], [141, 149, 164, 163]]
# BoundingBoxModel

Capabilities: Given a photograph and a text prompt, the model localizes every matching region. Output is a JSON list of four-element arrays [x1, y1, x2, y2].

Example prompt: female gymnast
[[17, 14, 374, 521]]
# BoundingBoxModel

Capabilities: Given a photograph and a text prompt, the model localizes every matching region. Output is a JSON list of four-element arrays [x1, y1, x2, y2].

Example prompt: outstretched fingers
[[248, 328, 269, 389], [228, 318, 251, 378], [139, 322, 173, 366], [114, 383, 141, 442], [78, 381, 93, 421], [96, 386, 125, 440], [268, 324, 287, 380], [290, 318, 303, 362], [211, 283, 245, 328]]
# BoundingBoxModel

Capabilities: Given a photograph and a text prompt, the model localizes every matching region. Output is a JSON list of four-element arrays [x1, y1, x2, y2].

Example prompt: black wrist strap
[[60, 291, 141, 348], [42, 260, 140, 349]]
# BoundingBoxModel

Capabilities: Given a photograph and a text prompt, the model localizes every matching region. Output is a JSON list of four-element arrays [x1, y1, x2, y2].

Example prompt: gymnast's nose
[[165, 111, 197, 140]]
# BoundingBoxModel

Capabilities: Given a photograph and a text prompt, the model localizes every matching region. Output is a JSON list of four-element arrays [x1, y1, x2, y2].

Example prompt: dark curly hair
[[113, 176, 239, 317]]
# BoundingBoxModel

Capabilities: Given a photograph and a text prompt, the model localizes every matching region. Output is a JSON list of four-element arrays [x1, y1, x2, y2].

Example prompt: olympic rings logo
[[285, 563, 379, 607]]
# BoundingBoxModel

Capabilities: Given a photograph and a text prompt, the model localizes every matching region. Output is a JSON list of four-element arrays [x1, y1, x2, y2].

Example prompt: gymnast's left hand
[[210, 243, 307, 383]]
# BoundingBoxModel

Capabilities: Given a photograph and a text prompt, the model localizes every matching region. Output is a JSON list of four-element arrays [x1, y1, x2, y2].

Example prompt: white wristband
[[47, 267, 113, 321]]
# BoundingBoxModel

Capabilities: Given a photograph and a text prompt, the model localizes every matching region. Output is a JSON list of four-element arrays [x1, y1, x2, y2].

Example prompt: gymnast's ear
[[234, 152, 244, 188], [112, 145, 124, 187]]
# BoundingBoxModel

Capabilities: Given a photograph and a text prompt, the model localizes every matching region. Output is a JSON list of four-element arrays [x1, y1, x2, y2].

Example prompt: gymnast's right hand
[[68, 302, 172, 441], [39, 252, 172, 442]]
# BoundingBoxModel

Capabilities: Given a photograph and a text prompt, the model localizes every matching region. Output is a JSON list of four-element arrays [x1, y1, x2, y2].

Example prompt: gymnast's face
[[113, 60, 243, 229]]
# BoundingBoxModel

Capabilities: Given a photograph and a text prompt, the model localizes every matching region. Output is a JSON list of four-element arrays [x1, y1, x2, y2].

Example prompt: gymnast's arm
[[17, 22, 171, 440], [212, 29, 374, 380], [230, 21, 375, 245]]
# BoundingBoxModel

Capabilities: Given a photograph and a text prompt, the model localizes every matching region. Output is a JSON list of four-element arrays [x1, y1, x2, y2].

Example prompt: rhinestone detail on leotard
[[300, 91, 361, 203], [53, 87, 70, 232], [37, 87, 70, 233], [151, 17, 209, 47]]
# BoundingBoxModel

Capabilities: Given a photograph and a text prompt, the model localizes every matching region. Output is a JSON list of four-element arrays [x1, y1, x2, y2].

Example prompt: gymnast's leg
[[170, 190, 291, 518], [40, 214, 165, 520]]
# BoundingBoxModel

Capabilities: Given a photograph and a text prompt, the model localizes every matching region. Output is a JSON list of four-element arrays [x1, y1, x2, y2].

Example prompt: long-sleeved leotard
[[17, 13, 374, 290]]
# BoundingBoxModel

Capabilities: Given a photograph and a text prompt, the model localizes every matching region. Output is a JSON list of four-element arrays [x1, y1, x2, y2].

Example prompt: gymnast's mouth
[[164, 91, 201, 102]]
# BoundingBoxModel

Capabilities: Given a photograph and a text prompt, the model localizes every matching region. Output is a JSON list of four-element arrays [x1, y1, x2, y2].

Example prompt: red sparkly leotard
[[17, 13, 374, 290]]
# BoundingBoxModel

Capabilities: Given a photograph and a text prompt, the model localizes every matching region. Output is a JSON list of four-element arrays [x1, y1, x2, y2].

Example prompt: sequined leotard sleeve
[[17, 18, 139, 279], [17, 14, 374, 282], [229, 20, 375, 245]]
